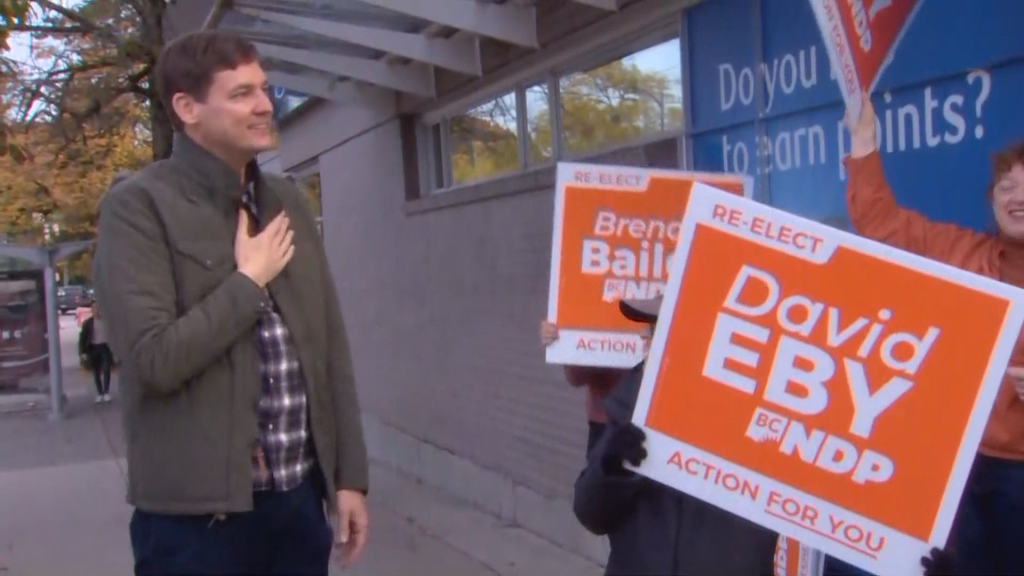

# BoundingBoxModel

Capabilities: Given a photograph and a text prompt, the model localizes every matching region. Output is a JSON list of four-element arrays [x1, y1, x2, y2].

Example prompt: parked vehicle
[[56, 285, 90, 314]]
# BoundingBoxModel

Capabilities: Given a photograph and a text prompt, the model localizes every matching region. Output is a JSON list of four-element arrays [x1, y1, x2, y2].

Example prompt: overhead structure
[[237, 7, 482, 75], [255, 42, 436, 96], [353, 0, 538, 48], [571, 0, 620, 9], [209, 0, 548, 106], [264, 70, 346, 101], [204, 0, 624, 111]]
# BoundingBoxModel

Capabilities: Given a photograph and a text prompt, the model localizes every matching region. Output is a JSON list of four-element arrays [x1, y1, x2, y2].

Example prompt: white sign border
[[546, 162, 754, 367]]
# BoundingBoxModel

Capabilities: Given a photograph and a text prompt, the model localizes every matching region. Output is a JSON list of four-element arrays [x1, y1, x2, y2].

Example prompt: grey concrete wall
[[257, 151, 283, 174], [317, 117, 607, 560], [276, 85, 397, 172]]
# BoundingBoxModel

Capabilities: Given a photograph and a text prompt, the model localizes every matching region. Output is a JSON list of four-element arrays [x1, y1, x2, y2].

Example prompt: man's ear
[[171, 92, 199, 127]]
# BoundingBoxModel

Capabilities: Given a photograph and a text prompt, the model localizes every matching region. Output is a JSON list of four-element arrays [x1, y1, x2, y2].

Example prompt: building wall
[[276, 86, 397, 172], [317, 117, 609, 559], [257, 151, 283, 175]]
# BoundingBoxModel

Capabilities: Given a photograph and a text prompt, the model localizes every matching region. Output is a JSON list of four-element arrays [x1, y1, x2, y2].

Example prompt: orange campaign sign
[[808, 0, 924, 118], [545, 163, 752, 367], [775, 536, 825, 576], [630, 183, 1024, 575]]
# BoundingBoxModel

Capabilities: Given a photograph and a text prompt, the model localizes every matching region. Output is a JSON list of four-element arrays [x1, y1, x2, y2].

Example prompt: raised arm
[[846, 93, 991, 267]]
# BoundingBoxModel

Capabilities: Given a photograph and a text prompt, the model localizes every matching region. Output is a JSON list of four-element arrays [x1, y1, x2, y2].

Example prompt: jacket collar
[[170, 131, 281, 222]]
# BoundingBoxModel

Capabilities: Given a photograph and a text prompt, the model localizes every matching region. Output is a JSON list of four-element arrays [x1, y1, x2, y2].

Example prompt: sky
[[5, 0, 83, 70], [8, 33, 40, 67]]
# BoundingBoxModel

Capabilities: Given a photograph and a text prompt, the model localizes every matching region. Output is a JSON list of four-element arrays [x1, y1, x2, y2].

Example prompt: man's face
[[992, 163, 1024, 241], [174, 60, 275, 161]]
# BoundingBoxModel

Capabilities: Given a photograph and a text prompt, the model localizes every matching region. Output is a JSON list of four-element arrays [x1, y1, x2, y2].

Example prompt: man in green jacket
[[93, 30, 369, 576]]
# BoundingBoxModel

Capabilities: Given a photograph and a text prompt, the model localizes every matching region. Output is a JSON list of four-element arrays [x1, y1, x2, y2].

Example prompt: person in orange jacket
[[846, 91, 1024, 574]]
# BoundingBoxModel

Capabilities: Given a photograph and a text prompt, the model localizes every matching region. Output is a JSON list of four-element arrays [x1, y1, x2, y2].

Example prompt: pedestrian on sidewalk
[[539, 320, 629, 455], [78, 299, 113, 403], [93, 30, 369, 576]]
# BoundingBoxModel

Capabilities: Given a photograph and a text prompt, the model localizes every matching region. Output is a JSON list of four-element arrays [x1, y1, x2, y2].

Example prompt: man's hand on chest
[[235, 208, 295, 288]]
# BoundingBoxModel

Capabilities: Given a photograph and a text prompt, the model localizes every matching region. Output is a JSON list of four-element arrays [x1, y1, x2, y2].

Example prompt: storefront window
[[558, 38, 683, 157], [447, 92, 519, 186], [418, 31, 685, 194]]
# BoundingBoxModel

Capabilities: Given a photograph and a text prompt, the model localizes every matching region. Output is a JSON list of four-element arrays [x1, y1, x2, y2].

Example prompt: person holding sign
[[540, 320, 630, 454], [573, 296, 778, 576], [847, 91, 1024, 575]]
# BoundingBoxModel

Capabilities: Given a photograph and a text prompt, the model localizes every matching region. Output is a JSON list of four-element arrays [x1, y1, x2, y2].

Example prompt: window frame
[[444, 89, 522, 189], [415, 18, 688, 197]]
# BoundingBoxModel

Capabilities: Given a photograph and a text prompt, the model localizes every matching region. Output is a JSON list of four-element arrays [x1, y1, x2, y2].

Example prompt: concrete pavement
[[0, 315, 603, 575]]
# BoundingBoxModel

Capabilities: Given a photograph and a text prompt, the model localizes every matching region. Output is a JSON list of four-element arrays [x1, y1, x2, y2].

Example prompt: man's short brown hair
[[155, 30, 261, 131], [988, 141, 1024, 198]]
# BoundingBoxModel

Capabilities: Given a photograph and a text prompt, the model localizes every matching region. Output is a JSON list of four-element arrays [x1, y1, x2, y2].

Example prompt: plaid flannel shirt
[[242, 184, 314, 492]]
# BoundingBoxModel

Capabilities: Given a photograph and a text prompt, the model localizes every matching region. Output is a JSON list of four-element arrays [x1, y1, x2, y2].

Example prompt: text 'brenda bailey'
[[581, 210, 681, 301]]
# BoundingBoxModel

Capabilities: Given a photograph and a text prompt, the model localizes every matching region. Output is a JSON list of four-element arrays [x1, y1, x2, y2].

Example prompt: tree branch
[[34, 0, 124, 50], [10, 23, 87, 33]]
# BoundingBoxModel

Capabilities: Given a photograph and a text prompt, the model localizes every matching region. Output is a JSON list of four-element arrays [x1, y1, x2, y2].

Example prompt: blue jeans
[[129, 473, 332, 575], [946, 453, 1024, 575]]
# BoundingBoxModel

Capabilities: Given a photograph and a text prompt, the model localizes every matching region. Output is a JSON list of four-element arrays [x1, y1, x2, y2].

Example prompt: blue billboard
[[686, 0, 1024, 232]]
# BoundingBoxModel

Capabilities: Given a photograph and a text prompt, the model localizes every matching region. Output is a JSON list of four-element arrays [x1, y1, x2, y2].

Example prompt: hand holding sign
[[920, 547, 956, 576], [539, 320, 559, 346], [602, 422, 647, 476], [846, 91, 878, 159]]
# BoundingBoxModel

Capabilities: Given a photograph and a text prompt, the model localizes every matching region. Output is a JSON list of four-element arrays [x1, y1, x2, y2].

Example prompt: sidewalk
[[0, 318, 602, 576]]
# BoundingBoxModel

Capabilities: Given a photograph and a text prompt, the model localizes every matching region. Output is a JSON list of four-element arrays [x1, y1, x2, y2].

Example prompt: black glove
[[600, 421, 647, 476], [921, 546, 956, 576]]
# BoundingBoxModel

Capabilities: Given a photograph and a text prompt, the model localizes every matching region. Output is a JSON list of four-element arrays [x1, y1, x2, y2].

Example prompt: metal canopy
[[208, 0, 620, 104]]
